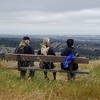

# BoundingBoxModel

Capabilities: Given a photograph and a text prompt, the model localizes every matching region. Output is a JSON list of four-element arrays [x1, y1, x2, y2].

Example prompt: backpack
[[15, 45, 25, 54], [61, 54, 76, 69]]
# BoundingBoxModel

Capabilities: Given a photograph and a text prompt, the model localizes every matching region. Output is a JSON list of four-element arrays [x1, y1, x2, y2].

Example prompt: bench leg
[[44, 71, 49, 80], [53, 72, 56, 80]]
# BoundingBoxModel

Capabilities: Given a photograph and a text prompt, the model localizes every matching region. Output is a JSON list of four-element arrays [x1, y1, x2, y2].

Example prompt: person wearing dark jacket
[[15, 36, 34, 79], [61, 39, 78, 80], [38, 38, 56, 80]]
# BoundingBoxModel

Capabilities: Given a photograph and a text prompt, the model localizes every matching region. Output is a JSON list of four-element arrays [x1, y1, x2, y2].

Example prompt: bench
[[5, 53, 90, 75]]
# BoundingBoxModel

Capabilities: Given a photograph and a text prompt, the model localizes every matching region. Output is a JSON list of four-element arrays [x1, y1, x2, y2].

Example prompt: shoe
[[27, 77, 31, 80], [45, 77, 49, 80], [53, 77, 56, 80], [67, 73, 71, 80]]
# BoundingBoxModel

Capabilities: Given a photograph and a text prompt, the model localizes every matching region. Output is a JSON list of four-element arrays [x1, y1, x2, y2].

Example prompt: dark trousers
[[61, 63, 78, 70], [19, 61, 35, 78], [20, 68, 35, 78], [44, 71, 56, 80], [61, 63, 78, 79], [42, 62, 56, 80]]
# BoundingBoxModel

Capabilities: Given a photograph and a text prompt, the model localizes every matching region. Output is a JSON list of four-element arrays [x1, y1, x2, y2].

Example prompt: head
[[42, 38, 50, 47], [22, 36, 30, 45], [66, 39, 74, 47]]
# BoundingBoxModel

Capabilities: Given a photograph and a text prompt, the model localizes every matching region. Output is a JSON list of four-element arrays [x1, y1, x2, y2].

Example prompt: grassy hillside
[[0, 60, 100, 100]]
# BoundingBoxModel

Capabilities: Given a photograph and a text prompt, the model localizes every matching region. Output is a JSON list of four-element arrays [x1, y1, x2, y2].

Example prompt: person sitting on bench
[[15, 36, 34, 79], [61, 39, 79, 80], [38, 38, 56, 80]]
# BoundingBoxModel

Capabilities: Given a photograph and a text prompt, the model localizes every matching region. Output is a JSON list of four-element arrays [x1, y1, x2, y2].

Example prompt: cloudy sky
[[0, 0, 100, 35]]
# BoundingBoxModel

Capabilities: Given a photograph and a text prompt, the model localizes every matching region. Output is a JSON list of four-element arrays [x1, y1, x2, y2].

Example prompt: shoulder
[[24, 45, 34, 51], [61, 47, 67, 55], [71, 47, 76, 51], [48, 47, 54, 52], [48, 47, 55, 55], [62, 47, 70, 52], [38, 49, 41, 55], [15, 45, 25, 54], [24, 45, 32, 49], [66, 47, 75, 51]]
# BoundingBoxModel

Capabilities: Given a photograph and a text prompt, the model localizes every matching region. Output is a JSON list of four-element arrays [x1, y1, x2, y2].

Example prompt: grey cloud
[[0, 0, 100, 12], [0, 0, 100, 35]]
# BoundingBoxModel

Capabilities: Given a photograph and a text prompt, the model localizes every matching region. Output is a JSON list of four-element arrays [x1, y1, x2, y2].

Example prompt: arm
[[48, 47, 55, 55], [73, 48, 79, 57], [61, 48, 69, 56], [24, 45, 34, 54], [37, 50, 41, 55]]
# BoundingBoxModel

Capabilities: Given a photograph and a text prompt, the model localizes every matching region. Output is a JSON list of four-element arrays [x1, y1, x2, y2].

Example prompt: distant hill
[[0, 34, 100, 40], [0, 35, 100, 59]]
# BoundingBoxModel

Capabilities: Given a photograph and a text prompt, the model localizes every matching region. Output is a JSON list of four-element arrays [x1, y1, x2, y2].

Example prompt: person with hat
[[15, 36, 35, 79]]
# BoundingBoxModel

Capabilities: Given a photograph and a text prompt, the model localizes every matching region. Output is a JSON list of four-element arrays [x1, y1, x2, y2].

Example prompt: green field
[[0, 61, 100, 100]]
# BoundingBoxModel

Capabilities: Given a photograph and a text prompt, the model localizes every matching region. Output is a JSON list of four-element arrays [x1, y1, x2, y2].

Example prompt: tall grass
[[0, 60, 100, 100]]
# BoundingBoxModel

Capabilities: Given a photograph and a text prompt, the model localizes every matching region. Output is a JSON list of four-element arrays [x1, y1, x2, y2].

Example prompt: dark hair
[[66, 39, 74, 47], [23, 36, 30, 40]]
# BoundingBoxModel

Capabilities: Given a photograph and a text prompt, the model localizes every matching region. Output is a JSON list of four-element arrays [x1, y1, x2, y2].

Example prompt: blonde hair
[[42, 38, 50, 46]]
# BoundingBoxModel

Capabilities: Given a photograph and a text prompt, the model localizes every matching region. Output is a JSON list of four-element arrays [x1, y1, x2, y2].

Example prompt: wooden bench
[[5, 53, 90, 74]]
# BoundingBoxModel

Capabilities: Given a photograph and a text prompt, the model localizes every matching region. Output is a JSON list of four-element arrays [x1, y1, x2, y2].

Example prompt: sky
[[0, 0, 100, 35]]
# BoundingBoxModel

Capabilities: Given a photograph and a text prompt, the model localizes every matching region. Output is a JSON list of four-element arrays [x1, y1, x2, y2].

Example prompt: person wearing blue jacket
[[61, 39, 79, 80]]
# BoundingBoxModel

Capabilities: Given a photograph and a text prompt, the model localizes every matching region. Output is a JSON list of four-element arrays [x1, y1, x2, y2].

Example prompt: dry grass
[[0, 60, 100, 100], [0, 60, 16, 68]]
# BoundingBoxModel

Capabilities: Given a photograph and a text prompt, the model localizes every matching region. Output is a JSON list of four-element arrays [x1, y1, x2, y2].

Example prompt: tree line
[[0, 38, 100, 59]]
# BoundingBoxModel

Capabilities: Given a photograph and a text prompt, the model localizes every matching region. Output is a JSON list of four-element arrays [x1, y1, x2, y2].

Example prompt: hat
[[23, 36, 30, 40]]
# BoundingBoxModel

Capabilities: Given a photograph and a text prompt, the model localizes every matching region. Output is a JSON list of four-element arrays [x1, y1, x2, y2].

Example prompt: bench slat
[[7, 66, 90, 74], [5, 53, 89, 64]]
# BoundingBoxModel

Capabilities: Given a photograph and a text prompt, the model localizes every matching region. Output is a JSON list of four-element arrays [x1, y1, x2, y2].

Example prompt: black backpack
[[15, 45, 25, 54]]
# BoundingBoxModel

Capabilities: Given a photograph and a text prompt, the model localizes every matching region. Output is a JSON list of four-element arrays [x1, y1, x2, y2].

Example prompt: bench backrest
[[5, 53, 89, 64]]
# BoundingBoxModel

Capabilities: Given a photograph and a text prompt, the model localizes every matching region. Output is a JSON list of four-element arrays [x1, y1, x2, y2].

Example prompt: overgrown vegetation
[[0, 60, 100, 100]]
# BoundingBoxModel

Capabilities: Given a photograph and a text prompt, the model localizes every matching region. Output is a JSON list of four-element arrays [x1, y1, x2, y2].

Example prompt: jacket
[[61, 47, 78, 70], [38, 47, 55, 69]]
